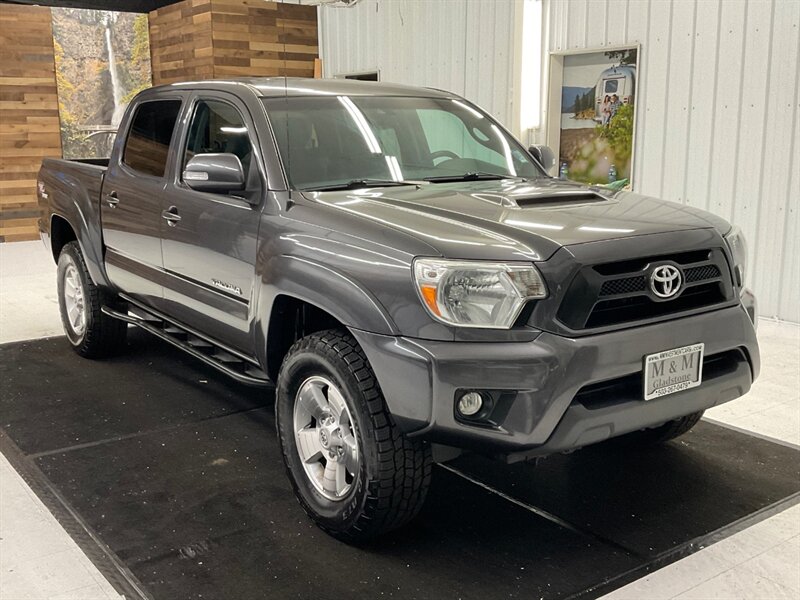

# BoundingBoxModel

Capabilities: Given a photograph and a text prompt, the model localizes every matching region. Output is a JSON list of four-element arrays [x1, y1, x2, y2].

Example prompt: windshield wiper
[[304, 179, 417, 192], [423, 171, 515, 183]]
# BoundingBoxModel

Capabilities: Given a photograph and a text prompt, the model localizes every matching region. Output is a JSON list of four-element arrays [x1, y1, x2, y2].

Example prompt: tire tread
[[277, 329, 432, 541], [647, 410, 704, 443], [622, 410, 704, 445]]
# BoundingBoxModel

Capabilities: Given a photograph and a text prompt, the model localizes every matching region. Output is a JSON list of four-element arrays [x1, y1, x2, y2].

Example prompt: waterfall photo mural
[[52, 8, 152, 159]]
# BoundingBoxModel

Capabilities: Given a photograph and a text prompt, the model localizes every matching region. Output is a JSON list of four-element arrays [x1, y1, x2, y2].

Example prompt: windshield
[[263, 96, 544, 191]]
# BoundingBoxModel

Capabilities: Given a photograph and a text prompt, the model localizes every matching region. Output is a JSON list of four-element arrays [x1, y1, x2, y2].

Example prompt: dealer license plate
[[643, 343, 704, 400]]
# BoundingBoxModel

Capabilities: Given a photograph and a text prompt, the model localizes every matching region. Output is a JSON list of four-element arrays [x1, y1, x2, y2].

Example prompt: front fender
[[253, 254, 398, 370]]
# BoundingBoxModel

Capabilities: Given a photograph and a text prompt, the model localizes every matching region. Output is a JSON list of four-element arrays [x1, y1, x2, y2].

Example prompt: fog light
[[457, 391, 484, 417]]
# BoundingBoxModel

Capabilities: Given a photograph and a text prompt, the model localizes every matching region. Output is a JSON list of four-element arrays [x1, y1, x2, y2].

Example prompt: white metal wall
[[546, 0, 799, 323], [318, 0, 521, 128], [318, 0, 798, 322]]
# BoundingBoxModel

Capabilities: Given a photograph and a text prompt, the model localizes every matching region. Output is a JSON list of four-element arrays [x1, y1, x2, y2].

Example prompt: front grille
[[593, 249, 711, 276], [685, 264, 721, 283], [599, 275, 647, 296], [586, 283, 725, 328], [573, 349, 746, 410], [556, 248, 734, 331]]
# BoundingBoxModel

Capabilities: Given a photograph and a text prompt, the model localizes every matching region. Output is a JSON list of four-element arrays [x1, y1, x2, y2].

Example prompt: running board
[[101, 305, 272, 388]]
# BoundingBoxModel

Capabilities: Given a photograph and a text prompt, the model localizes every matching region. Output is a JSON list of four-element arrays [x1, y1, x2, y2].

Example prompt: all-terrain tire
[[276, 329, 432, 542], [622, 410, 704, 445], [57, 241, 127, 358]]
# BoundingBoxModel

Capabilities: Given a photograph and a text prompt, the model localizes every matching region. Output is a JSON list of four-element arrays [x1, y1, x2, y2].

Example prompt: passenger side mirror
[[528, 145, 556, 175], [183, 153, 245, 193]]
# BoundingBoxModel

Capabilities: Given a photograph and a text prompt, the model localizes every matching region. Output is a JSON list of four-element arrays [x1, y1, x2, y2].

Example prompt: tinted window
[[264, 96, 542, 191], [184, 99, 254, 181], [416, 109, 507, 171], [123, 100, 182, 177], [604, 79, 619, 93]]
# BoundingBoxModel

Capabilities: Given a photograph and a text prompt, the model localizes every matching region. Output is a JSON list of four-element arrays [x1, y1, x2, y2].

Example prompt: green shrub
[[598, 103, 634, 166]]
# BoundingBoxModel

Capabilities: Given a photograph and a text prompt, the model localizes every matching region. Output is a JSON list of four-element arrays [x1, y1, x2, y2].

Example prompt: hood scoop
[[514, 191, 608, 208]]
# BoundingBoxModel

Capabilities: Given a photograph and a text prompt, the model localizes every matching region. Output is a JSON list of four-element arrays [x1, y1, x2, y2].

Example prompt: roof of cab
[[154, 77, 455, 99]]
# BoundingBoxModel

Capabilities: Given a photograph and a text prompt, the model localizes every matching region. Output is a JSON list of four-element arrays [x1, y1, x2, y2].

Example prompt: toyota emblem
[[650, 264, 683, 299]]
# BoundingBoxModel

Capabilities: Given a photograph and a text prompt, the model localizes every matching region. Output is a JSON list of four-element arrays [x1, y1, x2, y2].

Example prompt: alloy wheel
[[63, 262, 87, 337], [293, 375, 359, 501]]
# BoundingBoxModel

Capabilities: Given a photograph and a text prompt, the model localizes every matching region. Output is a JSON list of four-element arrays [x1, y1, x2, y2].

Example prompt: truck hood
[[303, 178, 731, 261]]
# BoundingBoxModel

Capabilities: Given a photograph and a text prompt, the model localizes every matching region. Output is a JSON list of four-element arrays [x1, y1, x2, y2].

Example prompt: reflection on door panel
[[102, 99, 182, 301], [160, 97, 262, 352]]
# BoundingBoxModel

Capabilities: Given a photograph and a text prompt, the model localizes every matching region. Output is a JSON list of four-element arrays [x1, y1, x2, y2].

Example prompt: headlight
[[413, 258, 547, 328], [724, 226, 747, 287]]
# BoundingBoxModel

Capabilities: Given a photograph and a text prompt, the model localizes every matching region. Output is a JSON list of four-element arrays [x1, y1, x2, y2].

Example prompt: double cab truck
[[38, 78, 759, 541]]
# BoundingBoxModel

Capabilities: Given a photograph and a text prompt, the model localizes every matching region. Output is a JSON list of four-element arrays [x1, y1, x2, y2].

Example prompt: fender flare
[[254, 255, 399, 371], [50, 210, 110, 288], [259, 255, 397, 333]]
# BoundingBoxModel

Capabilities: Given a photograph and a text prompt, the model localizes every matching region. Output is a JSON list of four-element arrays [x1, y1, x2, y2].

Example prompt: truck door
[[101, 96, 184, 305], [159, 92, 264, 352]]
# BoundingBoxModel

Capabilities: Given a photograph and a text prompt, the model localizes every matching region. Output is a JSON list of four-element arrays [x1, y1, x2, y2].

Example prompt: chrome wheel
[[63, 262, 87, 337], [293, 375, 359, 501]]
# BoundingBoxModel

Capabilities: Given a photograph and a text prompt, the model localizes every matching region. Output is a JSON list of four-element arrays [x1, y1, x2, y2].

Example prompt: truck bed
[[38, 157, 108, 205]]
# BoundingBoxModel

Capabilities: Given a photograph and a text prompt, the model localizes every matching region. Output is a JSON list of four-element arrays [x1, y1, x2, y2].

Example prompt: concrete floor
[[1, 240, 798, 599]]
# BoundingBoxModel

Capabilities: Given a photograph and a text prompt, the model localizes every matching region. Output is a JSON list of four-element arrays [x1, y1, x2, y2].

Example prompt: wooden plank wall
[[149, 0, 214, 85], [0, 4, 62, 242], [210, 0, 317, 78], [0, 0, 317, 242], [150, 0, 317, 85]]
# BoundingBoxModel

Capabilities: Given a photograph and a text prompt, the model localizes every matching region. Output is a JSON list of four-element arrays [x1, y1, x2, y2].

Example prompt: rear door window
[[123, 100, 182, 177]]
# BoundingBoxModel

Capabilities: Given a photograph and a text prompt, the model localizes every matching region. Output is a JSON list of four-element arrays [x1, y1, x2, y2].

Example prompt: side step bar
[[101, 304, 272, 388]]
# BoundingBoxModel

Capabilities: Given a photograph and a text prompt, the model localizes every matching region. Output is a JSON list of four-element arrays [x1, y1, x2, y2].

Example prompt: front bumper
[[351, 297, 759, 460]]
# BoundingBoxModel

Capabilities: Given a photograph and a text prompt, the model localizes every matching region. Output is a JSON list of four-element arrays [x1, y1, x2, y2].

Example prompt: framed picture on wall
[[545, 45, 639, 189]]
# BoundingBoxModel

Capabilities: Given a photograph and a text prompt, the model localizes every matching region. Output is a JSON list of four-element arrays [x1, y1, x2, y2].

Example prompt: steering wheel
[[431, 150, 461, 164]]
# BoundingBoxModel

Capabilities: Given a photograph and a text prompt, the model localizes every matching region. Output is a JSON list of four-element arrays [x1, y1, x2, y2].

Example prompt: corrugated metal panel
[[318, 0, 519, 125], [547, 0, 800, 323], [317, 0, 797, 322]]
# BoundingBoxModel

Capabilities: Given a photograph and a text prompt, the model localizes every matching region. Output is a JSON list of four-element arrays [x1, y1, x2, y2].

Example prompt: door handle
[[161, 206, 181, 227], [105, 191, 119, 208]]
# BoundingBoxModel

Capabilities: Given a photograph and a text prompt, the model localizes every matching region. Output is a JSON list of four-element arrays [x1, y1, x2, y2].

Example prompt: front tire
[[276, 329, 432, 542], [57, 241, 127, 358]]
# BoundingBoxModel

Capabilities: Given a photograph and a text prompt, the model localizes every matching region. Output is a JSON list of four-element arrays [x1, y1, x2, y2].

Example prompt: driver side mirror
[[183, 153, 245, 193], [528, 145, 556, 175]]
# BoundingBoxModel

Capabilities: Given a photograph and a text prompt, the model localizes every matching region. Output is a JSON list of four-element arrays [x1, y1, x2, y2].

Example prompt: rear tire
[[57, 241, 127, 358], [622, 410, 704, 445], [276, 329, 432, 542]]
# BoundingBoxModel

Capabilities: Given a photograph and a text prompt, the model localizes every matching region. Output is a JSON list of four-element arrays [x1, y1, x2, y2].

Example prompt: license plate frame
[[643, 343, 704, 401]]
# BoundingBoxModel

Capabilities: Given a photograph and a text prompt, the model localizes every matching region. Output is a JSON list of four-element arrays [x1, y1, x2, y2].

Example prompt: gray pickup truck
[[38, 78, 759, 541]]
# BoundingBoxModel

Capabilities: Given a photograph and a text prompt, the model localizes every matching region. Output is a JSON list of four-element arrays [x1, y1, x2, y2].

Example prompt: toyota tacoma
[[37, 78, 759, 541]]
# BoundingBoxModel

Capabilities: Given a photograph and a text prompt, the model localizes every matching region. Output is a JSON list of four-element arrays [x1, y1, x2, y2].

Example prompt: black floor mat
[[2, 331, 799, 600]]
